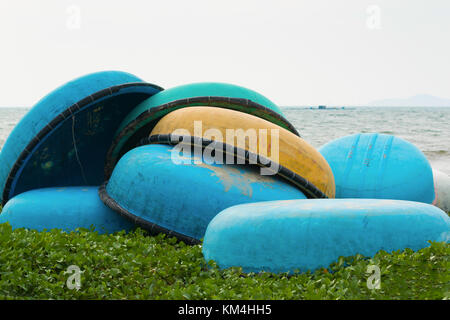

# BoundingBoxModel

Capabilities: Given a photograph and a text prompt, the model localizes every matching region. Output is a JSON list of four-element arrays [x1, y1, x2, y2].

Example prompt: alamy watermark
[[366, 265, 381, 290], [65, 265, 82, 290], [366, 5, 381, 30], [66, 5, 81, 30], [169, 121, 280, 175]]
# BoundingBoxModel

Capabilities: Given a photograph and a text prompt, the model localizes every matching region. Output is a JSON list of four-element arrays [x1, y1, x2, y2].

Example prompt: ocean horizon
[[1, 106, 449, 175]]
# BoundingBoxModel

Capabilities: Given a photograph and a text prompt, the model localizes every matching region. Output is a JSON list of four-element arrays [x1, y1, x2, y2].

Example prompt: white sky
[[0, 0, 449, 106]]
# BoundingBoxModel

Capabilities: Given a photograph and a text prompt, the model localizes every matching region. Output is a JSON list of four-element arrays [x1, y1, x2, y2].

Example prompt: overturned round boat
[[148, 107, 335, 198], [203, 199, 450, 274], [104, 82, 299, 177], [318, 133, 434, 203], [0, 187, 135, 233], [433, 169, 450, 212], [0, 71, 162, 205], [100, 144, 307, 244]]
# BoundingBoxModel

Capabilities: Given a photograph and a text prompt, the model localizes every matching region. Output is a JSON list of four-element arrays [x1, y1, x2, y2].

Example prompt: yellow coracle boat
[[149, 107, 335, 198]]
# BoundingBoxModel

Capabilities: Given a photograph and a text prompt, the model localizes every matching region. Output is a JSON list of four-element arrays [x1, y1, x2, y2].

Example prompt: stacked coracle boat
[[0, 71, 448, 273]]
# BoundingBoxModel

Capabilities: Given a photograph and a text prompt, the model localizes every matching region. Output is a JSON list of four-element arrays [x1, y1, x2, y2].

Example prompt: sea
[[0, 106, 449, 175]]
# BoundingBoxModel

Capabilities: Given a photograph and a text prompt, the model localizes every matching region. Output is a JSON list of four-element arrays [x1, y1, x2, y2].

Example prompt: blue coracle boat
[[100, 144, 307, 244], [0, 187, 135, 233], [0, 71, 162, 205], [319, 133, 435, 203], [203, 199, 450, 273]]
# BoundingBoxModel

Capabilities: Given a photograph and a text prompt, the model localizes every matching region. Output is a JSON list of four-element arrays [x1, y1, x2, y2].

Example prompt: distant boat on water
[[308, 105, 346, 110]]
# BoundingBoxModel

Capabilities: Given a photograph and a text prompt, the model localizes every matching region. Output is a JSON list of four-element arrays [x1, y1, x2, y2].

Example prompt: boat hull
[[433, 169, 450, 212], [149, 106, 335, 198], [319, 133, 434, 203], [203, 199, 450, 273], [101, 144, 307, 243], [0, 71, 162, 205], [0, 187, 135, 233], [105, 82, 298, 177]]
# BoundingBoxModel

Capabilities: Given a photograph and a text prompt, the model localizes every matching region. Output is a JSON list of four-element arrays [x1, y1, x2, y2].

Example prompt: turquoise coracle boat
[[104, 82, 299, 177], [319, 133, 435, 203], [203, 199, 450, 273], [0, 187, 135, 233], [100, 144, 307, 244], [0, 71, 162, 205]]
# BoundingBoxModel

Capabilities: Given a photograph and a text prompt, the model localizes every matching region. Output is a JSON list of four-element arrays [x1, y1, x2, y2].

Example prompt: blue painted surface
[[0, 187, 135, 233], [318, 133, 434, 203], [203, 199, 450, 274], [0, 71, 162, 204], [117, 82, 284, 134], [105, 144, 306, 241]]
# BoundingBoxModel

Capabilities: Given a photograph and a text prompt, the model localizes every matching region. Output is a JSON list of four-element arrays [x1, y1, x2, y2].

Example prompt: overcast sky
[[1, 0, 449, 107]]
